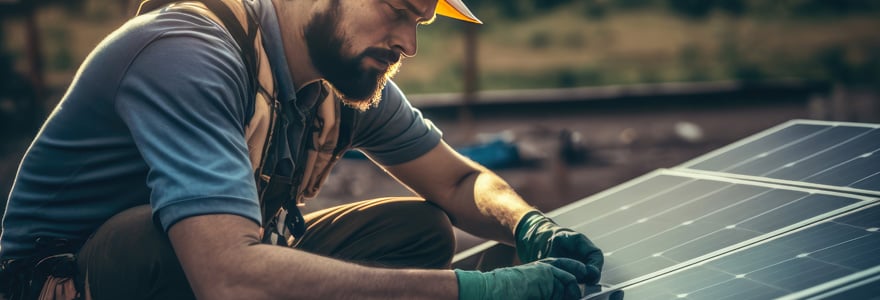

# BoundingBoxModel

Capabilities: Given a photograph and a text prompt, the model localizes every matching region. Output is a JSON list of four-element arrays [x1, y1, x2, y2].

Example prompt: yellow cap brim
[[436, 0, 482, 24]]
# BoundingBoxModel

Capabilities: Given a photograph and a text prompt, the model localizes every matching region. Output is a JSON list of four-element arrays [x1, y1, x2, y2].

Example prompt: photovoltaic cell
[[614, 203, 880, 300], [769, 264, 880, 300], [546, 170, 865, 286], [819, 278, 880, 300], [781, 268, 880, 300], [681, 120, 880, 195]]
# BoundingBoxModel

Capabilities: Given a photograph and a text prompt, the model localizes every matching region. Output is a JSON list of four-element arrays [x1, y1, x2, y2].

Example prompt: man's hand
[[515, 211, 604, 285], [455, 258, 586, 300]]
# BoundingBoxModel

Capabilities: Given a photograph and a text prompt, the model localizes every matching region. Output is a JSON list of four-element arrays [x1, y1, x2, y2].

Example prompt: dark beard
[[303, 2, 401, 111]]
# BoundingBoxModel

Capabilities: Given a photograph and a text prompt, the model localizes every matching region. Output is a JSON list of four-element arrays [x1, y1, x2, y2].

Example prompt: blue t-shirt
[[0, 0, 441, 259]]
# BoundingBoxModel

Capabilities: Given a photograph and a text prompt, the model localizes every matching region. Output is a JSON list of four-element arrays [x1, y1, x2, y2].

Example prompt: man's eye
[[385, 3, 408, 20]]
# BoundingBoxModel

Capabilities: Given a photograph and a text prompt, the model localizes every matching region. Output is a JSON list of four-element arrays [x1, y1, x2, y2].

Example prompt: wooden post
[[459, 22, 478, 143]]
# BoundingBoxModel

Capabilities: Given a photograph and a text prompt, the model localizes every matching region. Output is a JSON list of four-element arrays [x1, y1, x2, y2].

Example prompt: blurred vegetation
[[1, 0, 879, 98], [399, 0, 880, 93]]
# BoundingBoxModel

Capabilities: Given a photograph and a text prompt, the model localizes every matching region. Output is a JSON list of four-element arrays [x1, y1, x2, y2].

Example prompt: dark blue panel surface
[[614, 204, 880, 300], [820, 275, 880, 300], [458, 120, 880, 300], [547, 172, 861, 286], [686, 123, 828, 172], [684, 121, 880, 194]]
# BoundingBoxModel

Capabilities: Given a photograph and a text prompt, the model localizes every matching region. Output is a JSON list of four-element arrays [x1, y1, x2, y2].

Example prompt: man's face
[[304, 0, 436, 111]]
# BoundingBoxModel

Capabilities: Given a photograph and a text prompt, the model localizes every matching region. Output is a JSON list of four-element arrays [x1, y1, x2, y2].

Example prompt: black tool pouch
[[0, 238, 80, 300], [259, 172, 307, 246], [1, 258, 30, 300]]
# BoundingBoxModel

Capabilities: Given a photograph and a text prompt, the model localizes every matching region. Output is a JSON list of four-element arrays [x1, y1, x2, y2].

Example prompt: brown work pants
[[75, 197, 456, 300]]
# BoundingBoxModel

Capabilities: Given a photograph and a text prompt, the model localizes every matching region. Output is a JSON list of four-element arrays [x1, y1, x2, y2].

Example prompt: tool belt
[[0, 239, 81, 300]]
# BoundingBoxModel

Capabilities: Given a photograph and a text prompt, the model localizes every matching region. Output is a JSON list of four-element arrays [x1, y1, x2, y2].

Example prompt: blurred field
[[400, 6, 880, 94], [2, 1, 879, 98]]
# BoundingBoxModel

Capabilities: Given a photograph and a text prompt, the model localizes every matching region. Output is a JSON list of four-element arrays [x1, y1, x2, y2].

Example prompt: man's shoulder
[[104, 7, 252, 95], [101, 6, 239, 62]]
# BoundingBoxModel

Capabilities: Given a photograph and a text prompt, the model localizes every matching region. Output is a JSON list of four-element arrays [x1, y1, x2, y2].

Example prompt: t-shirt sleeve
[[115, 28, 262, 231], [351, 80, 442, 165]]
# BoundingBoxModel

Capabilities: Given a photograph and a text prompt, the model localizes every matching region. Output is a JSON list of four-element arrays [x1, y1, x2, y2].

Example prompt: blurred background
[[1, 0, 879, 250]]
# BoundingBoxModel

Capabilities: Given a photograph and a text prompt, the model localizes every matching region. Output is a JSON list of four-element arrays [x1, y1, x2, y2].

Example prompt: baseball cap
[[436, 0, 482, 24]]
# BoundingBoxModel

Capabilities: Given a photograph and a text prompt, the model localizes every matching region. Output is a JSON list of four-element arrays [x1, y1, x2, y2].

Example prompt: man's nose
[[391, 23, 418, 57]]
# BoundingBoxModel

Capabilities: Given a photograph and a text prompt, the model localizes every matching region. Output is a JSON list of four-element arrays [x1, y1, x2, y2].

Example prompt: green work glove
[[455, 257, 586, 300], [515, 211, 604, 285]]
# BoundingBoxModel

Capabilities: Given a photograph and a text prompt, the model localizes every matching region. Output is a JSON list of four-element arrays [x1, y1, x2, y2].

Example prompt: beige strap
[[37, 276, 78, 300], [167, 1, 344, 207], [297, 82, 343, 203]]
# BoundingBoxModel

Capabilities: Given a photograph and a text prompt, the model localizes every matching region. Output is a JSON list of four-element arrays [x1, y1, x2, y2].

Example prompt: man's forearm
[[232, 245, 459, 299], [169, 214, 459, 300], [444, 168, 537, 245], [382, 143, 537, 246]]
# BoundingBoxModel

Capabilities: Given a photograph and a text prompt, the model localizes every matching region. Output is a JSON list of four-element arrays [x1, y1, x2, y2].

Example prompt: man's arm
[[167, 142, 592, 300], [167, 213, 459, 299], [381, 141, 535, 245], [169, 214, 587, 300], [383, 140, 604, 286]]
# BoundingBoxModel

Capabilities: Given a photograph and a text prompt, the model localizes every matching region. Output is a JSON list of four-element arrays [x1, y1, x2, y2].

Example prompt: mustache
[[361, 47, 400, 65]]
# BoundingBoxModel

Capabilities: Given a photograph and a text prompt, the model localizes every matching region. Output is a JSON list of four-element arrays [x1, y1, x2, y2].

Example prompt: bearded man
[[0, 0, 603, 299]]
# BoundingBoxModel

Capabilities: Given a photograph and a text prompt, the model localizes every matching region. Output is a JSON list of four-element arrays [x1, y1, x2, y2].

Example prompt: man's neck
[[271, 0, 322, 92]]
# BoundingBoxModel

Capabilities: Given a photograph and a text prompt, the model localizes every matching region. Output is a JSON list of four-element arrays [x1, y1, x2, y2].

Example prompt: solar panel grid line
[[516, 170, 873, 292], [608, 201, 880, 300], [677, 119, 826, 169], [678, 120, 880, 196], [641, 220, 877, 299], [679, 168, 880, 198], [685, 122, 878, 176], [761, 234, 868, 273], [600, 200, 868, 289], [452, 169, 734, 279], [545, 169, 688, 219], [707, 125, 832, 174], [678, 119, 879, 170], [780, 119, 880, 128], [591, 183, 767, 250], [786, 150, 880, 188], [783, 132, 878, 182], [663, 169, 878, 203], [756, 128, 875, 177], [848, 170, 880, 191], [717, 125, 875, 176], [453, 169, 695, 265], [588, 169, 874, 289], [773, 127, 880, 192], [775, 265, 880, 300], [577, 178, 705, 241], [722, 125, 880, 190], [587, 182, 808, 258], [806, 274, 880, 300]]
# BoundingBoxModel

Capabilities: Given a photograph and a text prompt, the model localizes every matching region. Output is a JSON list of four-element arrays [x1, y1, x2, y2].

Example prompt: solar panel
[[549, 169, 872, 287], [613, 202, 880, 300], [450, 119, 880, 300], [680, 120, 880, 196]]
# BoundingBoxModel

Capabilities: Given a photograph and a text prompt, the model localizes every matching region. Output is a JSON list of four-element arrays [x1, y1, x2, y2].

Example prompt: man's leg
[[76, 198, 455, 299], [295, 197, 456, 269], [76, 205, 195, 300]]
